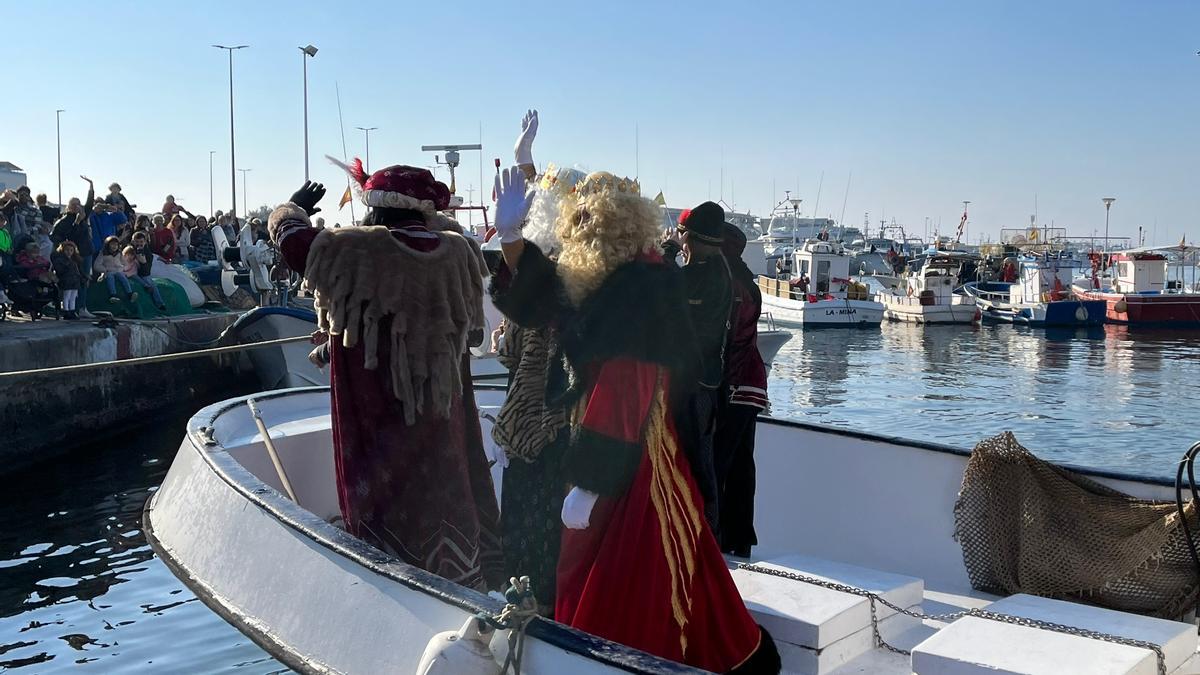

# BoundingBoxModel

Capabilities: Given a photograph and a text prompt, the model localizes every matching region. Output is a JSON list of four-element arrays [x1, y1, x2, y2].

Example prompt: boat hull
[[879, 293, 978, 324], [977, 299, 1107, 326], [1075, 288, 1200, 326], [761, 294, 884, 327]]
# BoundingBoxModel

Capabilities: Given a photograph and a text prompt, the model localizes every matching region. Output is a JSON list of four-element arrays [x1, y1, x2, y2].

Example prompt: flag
[[338, 184, 353, 210], [653, 191, 666, 206], [1029, 227, 1039, 242]]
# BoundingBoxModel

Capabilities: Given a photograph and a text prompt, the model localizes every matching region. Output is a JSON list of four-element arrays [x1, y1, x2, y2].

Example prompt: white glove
[[479, 412, 509, 468], [493, 166, 534, 244], [561, 487, 598, 530], [513, 109, 538, 166]]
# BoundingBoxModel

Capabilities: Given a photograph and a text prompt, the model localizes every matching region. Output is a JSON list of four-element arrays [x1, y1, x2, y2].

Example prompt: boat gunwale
[[151, 383, 1181, 674], [162, 384, 700, 675]]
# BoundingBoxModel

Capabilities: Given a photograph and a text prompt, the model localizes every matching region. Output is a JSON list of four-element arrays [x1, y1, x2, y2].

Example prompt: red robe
[[277, 216, 503, 591]]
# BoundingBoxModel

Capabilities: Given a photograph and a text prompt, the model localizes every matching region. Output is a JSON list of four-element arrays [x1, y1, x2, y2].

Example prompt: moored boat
[[1073, 246, 1200, 326], [147, 385, 1200, 674], [965, 252, 1105, 326], [758, 239, 884, 327], [876, 253, 979, 324]]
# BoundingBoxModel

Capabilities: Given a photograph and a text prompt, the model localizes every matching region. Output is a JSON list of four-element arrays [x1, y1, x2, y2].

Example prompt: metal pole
[[55, 109, 64, 204], [1102, 197, 1116, 275], [239, 168, 252, 219], [209, 151, 216, 216], [213, 45, 248, 220], [356, 126, 377, 173], [303, 52, 310, 181]]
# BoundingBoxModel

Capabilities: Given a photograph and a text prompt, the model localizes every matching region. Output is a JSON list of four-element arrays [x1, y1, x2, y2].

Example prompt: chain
[[737, 563, 1167, 675]]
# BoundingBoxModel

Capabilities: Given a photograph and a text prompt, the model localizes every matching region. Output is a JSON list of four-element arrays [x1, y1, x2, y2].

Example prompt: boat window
[[799, 260, 810, 277], [816, 260, 830, 293], [1121, 262, 1132, 278]]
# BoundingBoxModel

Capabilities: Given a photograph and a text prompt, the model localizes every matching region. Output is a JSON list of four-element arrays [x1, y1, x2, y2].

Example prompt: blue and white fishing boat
[[962, 252, 1105, 326]]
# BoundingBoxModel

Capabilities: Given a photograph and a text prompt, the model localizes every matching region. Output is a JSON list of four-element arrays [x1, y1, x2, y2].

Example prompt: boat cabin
[[905, 255, 967, 302], [792, 239, 851, 296], [1010, 252, 1079, 304], [1111, 252, 1167, 295]]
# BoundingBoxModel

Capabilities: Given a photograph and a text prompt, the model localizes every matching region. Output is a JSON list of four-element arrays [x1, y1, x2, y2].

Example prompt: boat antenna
[[810, 171, 824, 239], [838, 172, 852, 242], [334, 81, 356, 224]]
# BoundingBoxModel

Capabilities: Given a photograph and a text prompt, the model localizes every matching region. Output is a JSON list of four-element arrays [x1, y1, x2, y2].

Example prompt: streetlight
[[300, 45, 318, 181], [208, 150, 216, 216], [238, 168, 253, 220], [213, 44, 249, 219], [55, 109, 64, 205], [356, 126, 378, 172], [1102, 196, 1116, 273]]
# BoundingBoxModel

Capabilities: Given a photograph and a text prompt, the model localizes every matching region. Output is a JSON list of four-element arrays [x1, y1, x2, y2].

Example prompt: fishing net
[[954, 432, 1200, 620]]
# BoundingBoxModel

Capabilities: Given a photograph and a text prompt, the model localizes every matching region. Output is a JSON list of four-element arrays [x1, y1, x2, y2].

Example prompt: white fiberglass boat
[[758, 240, 884, 327], [147, 384, 1200, 674], [877, 254, 979, 324]]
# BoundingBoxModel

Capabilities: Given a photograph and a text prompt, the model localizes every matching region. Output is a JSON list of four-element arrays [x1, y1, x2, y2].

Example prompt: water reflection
[[0, 397, 286, 673], [768, 322, 1200, 478]]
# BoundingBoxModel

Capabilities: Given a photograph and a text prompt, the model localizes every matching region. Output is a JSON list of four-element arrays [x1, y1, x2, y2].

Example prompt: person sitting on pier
[[16, 240, 53, 284], [127, 233, 167, 311], [491, 167, 779, 673], [94, 236, 137, 303], [268, 165, 502, 592]]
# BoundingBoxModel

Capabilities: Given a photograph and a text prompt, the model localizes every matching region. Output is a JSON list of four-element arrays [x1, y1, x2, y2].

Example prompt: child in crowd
[[16, 240, 53, 283], [126, 233, 166, 311], [94, 236, 137, 303], [51, 240, 84, 319]]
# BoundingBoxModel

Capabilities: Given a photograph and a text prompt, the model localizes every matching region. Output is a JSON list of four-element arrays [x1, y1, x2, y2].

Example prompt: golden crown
[[572, 171, 641, 198]]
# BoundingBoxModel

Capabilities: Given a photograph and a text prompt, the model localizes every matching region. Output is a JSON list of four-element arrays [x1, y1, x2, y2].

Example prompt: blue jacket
[[89, 211, 127, 254]]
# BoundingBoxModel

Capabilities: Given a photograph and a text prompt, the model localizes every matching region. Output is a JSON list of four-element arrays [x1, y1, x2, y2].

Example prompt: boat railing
[[760, 312, 779, 332], [960, 283, 1009, 304]]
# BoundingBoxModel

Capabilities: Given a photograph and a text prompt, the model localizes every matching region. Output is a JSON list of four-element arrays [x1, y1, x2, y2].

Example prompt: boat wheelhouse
[[877, 254, 979, 324]]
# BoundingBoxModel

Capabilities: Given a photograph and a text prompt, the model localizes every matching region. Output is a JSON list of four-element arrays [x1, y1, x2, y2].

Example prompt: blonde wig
[[555, 171, 662, 305]]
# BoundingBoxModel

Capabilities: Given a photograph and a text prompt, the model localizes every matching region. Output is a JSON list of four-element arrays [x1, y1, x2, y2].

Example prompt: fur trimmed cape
[[271, 204, 486, 425]]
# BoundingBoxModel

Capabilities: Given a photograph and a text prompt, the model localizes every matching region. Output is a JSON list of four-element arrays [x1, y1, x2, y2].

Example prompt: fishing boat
[[1073, 245, 1200, 326], [963, 252, 1105, 326], [758, 239, 884, 327], [876, 253, 979, 324], [146, 384, 1200, 674]]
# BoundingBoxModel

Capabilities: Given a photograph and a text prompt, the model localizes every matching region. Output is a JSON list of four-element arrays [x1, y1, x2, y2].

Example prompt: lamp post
[[300, 45, 318, 180], [1102, 197, 1116, 275], [356, 126, 378, 172], [55, 109, 64, 205], [208, 151, 216, 216], [213, 44, 249, 218], [238, 168, 252, 220]]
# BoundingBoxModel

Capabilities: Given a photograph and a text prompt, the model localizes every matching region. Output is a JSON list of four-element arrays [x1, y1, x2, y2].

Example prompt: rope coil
[[476, 576, 540, 675]]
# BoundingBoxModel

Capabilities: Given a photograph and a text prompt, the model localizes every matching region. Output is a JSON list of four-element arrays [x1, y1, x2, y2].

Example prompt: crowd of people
[[0, 177, 265, 319], [268, 110, 780, 673]]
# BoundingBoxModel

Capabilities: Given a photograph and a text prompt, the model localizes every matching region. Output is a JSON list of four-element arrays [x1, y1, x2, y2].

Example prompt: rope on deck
[[0, 335, 313, 378]]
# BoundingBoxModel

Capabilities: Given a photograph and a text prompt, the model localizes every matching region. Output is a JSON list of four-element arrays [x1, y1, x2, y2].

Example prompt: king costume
[[268, 165, 502, 591], [491, 170, 779, 673]]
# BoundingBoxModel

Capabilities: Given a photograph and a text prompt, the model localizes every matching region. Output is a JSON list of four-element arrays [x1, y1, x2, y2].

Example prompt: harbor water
[[3, 323, 1199, 672]]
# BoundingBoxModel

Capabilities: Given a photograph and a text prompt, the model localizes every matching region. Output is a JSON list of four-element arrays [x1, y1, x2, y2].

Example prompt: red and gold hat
[[329, 156, 451, 216]]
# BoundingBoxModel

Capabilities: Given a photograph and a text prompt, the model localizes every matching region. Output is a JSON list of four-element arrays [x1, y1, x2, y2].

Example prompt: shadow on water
[[0, 382, 289, 673], [768, 322, 1200, 479]]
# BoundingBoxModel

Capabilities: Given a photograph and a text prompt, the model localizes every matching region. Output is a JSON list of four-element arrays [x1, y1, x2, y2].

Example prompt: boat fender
[[415, 617, 500, 675], [906, 285, 913, 297], [1114, 298, 1128, 314], [1075, 305, 1088, 322]]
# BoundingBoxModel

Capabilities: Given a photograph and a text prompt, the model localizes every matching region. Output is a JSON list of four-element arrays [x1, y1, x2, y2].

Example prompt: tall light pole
[[1102, 196, 1116, 273], [300, 45, 318, 181], [356, 126, 378, 172], [208, 150, 216, 216], [238, 168, 253, 220], [55, 109, 64, 205], [213, 44, 249, 219]]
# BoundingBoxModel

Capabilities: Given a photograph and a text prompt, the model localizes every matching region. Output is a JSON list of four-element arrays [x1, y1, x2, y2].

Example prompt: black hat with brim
[[679, 201, 725, 244]]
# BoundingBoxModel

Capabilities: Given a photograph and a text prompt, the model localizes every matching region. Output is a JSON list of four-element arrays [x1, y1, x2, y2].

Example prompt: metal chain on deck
[[737, 563, 1167, 675]]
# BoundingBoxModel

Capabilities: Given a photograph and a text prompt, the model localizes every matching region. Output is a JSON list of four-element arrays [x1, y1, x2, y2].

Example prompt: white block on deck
[[912, 593, 1198, 675], [732, 553, 924, 649], [777, 606, 924, 675]]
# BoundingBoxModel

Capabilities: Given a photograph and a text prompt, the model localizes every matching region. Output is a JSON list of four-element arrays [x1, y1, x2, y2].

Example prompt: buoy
[[1075, 306, 1088, 322], [1114, 298, 1128, 314], [415, 618, 500, 675]]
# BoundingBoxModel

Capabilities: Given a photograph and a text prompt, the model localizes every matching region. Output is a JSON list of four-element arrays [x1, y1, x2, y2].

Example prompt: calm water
[[768, 322, 1200, 479], [3, 323, 1199, 672]]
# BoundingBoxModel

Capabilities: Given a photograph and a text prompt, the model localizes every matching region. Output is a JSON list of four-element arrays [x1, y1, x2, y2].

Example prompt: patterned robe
[[272, 205, 503, 590]]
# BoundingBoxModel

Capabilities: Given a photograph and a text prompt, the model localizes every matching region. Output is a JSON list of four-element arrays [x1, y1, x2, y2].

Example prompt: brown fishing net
[[954, 432, 1200, 620]]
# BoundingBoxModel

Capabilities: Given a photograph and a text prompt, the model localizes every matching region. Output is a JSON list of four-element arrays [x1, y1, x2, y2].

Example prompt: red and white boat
[[1073, 244, 1200, 326]]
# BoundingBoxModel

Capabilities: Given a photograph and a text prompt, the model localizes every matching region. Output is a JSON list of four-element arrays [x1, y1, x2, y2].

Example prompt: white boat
[[877, 254, 979, 324], [757, 240, 884, 327], [147, 385, 1200, 675]]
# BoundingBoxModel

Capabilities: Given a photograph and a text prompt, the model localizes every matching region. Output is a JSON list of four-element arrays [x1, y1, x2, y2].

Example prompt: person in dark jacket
[[51, 240, 84, 319], [660, 201, 733, 533], [35, 193, 60, 226], [714, 223, 769, 558], [128, 231, 166, 310]]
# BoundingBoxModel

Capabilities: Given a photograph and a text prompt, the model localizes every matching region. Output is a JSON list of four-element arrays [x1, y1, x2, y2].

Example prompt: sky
[[4, 0, 1198, 244]]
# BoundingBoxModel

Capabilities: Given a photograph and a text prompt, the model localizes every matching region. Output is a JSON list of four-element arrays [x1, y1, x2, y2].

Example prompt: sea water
[[3, 322, 1199, 671]]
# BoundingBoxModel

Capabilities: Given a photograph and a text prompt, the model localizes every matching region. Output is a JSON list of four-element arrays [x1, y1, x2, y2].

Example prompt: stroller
[[0, 254, 59, 321]]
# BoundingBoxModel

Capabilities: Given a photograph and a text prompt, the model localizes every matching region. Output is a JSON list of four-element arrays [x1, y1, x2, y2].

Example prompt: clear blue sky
[[5, 0, 1198, 243]]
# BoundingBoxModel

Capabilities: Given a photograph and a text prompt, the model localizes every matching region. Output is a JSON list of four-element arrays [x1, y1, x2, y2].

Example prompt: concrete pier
[[0, 313, 251, 473]]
